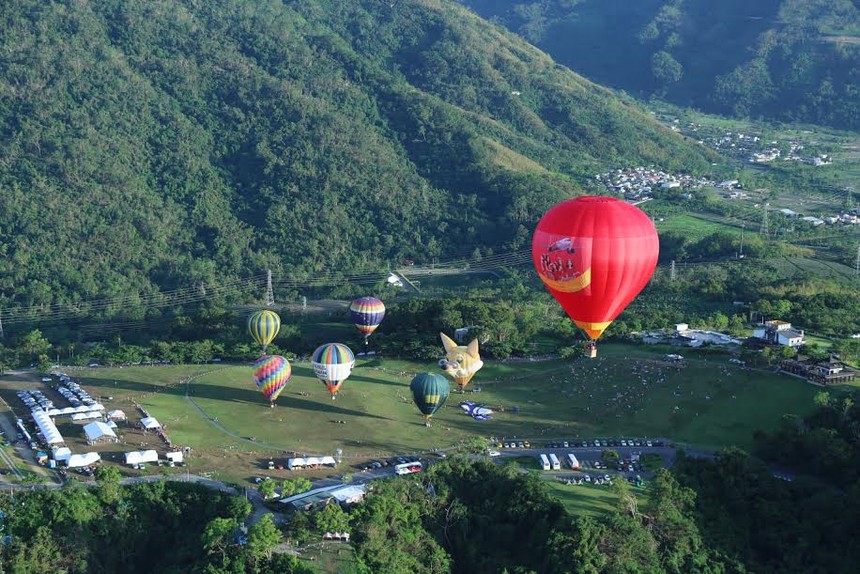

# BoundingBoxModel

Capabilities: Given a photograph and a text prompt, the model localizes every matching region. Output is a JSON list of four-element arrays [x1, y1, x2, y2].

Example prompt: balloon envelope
[[349, 296, 386, 338], [247, 310, 281, 351], [532, 196, 659, 340], [410, 372, 450, 421], [312, 343, 355, 396], [253, 355, 291, 404]]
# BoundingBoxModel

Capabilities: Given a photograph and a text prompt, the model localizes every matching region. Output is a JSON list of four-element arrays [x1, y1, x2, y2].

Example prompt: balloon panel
[[252, 355, 291, 402], [410, 372, 450, 417], [350, 296, 386, 336], [532, 196, 658, 338], [248, 310, 281, 348]]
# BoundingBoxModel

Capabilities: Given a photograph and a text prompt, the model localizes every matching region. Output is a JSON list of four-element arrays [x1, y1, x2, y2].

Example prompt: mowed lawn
[[74, 343, 821, 464]]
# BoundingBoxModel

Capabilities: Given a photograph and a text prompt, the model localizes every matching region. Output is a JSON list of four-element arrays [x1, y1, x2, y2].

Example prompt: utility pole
[[670, 260, 676, 282], [0, 311, 3, 339], [265, 269, 275, 307], [738, 223, 745, 258], [760, 204, 769, 237]]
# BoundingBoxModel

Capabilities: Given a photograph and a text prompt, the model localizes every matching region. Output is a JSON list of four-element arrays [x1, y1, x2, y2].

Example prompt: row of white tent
[[45, 404, 105, 417], [287, 456, 337, 470], [124, 450, 183, 465], [53, 448, 101, 469]]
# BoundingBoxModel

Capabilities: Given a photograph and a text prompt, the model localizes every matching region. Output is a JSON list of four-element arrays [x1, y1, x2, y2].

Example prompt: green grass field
[[60, 342, 826, 484], [655, 214, 740, 242], [543, 478, 646, 517]]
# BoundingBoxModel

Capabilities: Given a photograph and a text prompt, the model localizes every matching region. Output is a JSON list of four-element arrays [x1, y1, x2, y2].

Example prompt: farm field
[[5, 343, 824, 484]]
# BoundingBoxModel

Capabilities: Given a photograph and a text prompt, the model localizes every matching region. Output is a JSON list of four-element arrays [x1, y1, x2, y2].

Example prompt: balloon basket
[[331, 395, 337, 400], [270, 403, 275, 409]]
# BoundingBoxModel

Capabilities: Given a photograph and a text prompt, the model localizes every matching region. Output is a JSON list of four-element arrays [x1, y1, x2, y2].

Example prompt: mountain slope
[[0, 0, 714, 313], [458, 0, 860, 129]]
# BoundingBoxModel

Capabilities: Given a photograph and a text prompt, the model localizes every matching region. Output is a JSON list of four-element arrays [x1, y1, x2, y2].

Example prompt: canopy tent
[[46, 404, 106, 417], [52, 446, 72, 463], [330, 484, 366, 504], [106, 420, 118, 429], [124, 450, 159, 466], [72, 412, 102, 422], [67, 452, 100, 468], [83, 421, 117, 443], [32, 410, 64, 445], [107, 409, 126, 421], [288, 456, 336, 470], [140, 417, 161, 429], [165, 451, 184, 463]]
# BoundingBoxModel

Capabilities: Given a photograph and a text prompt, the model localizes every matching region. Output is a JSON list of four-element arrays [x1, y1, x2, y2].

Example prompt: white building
[[753, 320, 805, 347]]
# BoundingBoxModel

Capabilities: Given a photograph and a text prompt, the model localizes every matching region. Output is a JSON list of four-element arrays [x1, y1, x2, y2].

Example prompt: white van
[[539, 454, 550, 471]]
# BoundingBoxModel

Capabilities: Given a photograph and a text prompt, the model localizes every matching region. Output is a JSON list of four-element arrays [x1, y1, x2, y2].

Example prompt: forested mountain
[[0, 0, 716, 314], [458, 0, 860, 129]]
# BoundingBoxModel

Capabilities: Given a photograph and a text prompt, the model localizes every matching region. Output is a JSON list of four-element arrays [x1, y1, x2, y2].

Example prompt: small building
[[753, 320, 805, 348], [125, 450, 159, 466], [780, 357, 856, 385], [83, 421, 118, 444], [140, 417, 161, 430], [67, 452, 100, 469]]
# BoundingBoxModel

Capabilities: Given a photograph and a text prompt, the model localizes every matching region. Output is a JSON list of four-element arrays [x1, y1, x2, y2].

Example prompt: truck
[[567, 453, 580, 470], [548, 453, 561, 470], [539, 454, 550, 471]]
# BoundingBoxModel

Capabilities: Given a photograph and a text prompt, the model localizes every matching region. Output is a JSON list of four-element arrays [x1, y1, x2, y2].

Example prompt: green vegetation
[[460, 0, 860, 128], [0, 0, 716, 322], [0, 480, 311, 573]]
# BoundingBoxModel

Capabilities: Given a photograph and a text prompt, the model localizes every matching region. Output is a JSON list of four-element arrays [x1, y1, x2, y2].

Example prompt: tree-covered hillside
[[459, 0, 860, 128], [0, 0, 715, 314]]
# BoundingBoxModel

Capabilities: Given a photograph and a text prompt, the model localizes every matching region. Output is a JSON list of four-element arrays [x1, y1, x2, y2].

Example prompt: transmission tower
[[855, 244, 860, 277], [760, 204, 769, 236], [265, 269, 275, 306], [670, 260, 676, 282], [0, 312, 4, 339]]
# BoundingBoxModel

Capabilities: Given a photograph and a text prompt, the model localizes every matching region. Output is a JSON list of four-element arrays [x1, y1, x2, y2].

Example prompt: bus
[[548, 453, 561, 470], [567, 453, 580, 470], [539, 454, 550, 471], [394, 461, 423, 475]]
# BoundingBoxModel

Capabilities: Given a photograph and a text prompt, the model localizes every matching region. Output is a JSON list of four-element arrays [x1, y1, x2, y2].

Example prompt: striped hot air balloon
[[311, 343, 355, 399], [410, 372, 450, 427], [349, 296, 385, 341], [253, 355, 291, 407], [248, 310, 281, 353]]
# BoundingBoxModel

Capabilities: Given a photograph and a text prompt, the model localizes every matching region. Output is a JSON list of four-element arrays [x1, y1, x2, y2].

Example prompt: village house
[[753, 320, 805, 348], [780, 357, 856, 385]]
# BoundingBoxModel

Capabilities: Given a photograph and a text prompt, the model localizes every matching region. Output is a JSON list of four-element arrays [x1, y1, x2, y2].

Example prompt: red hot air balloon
[[532, 196, 659, 356]]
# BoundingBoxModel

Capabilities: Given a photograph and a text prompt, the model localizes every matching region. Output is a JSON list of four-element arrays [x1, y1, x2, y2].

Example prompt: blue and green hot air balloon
[[410, 372, 450, 427]]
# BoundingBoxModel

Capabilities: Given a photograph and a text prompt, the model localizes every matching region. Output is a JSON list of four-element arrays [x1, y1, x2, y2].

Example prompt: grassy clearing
[[15, 343, 820, 484], [655, 214, 739, 241], [543, 478, 646, 518]]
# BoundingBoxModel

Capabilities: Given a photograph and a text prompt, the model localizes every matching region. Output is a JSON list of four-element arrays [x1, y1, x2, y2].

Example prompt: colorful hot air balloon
[[532, 196, 659, 356], [247, 310, 281, 353], [253, 355, 291, 407], [349, 296, 386, 342], [410, 372, 450, 427], [311, 343, 355, 399]]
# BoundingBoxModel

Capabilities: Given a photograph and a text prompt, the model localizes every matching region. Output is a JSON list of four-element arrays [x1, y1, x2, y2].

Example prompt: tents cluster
[[287, 456, 337, 470]]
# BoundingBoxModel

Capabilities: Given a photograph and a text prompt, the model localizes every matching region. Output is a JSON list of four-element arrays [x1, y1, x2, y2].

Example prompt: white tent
[[140, 417, 161, 429], [305, 456, 322, 467], [320, 456, 337, 467], [288, 457, 306, 470], [52, 446, 72, 463], [125, 450, 159, 466], [67, 452, 100, 468], [107, 409, 126, 421], [31, 410, 64, 445], [84, 421, 117, 443], [72, 412, 102, 422], [165, 451, 184, 463]]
